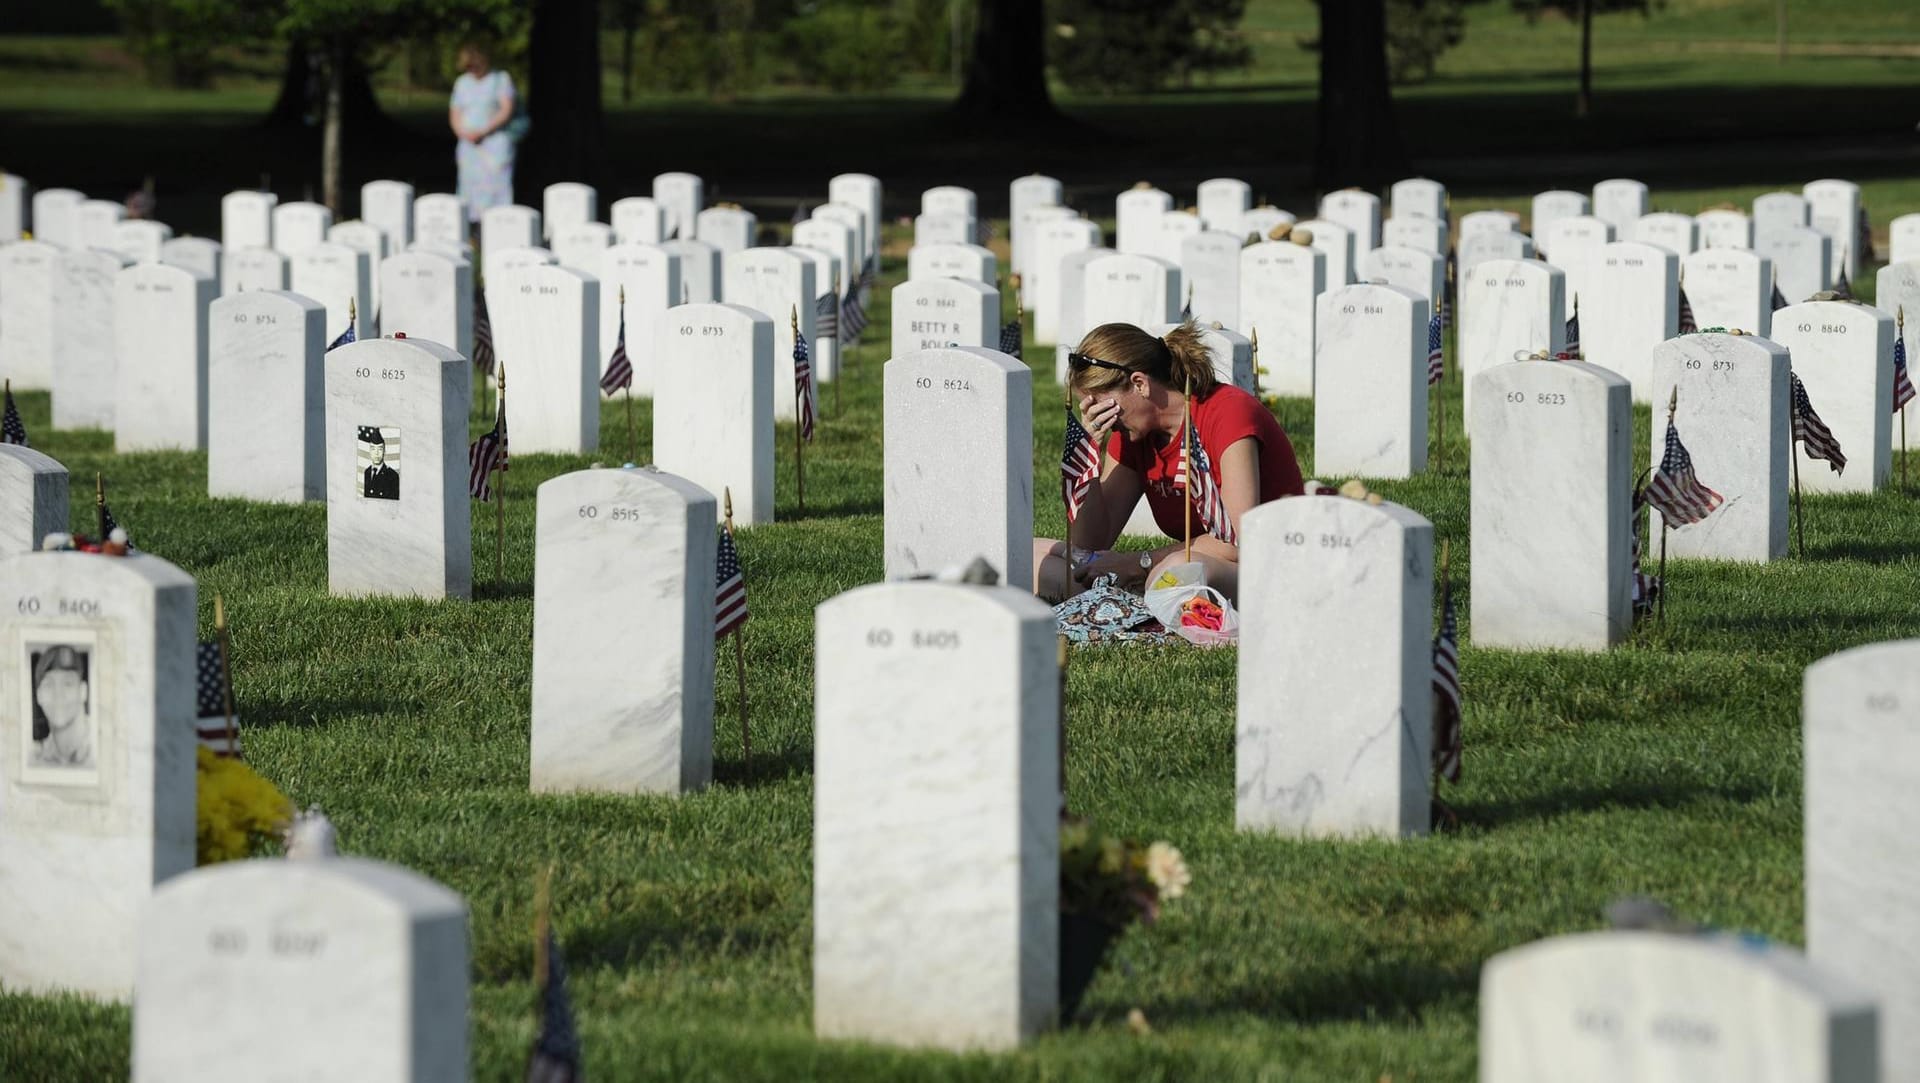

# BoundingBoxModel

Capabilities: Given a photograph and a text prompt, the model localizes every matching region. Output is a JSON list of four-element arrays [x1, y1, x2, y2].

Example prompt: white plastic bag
[[1141, 562, 1239, 646]]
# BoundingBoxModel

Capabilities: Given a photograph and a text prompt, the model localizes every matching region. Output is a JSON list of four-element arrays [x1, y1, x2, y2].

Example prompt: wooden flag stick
[[1901, 306, 1909, 494], [95, 472, 106, 541], [1249, 326, 1261, 399], [791, 305, 806, 516], [1183, 373, 1193, 566], [214, 593, 237, 755], [1791, 419, 1807, 559], [833, 274, 843, 420], [495, 363, 507, 583], [1436, 332, 1448, 476], [1658, 387, 1676, 623], [620, 286, 636, 464], [724, 488, 751, 765]]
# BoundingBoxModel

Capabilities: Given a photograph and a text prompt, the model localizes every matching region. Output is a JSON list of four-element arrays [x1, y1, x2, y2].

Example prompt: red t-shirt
[[1107, 384, 1304, 541]]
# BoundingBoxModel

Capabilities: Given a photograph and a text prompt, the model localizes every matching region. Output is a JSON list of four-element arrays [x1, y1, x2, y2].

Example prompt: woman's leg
[[1147, 549, 1240, 605]]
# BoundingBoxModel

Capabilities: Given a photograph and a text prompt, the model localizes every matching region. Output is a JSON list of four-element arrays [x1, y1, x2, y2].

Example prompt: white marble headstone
[[1295, 218, 1354, 287], [1391, 178, 1447, 224], [653, 172, 705, 242], [31, 188, 83, 250], [1458, 258, 1566, 419], [324, 337, 472, 600], [1804, 179, 1861, 282], [0, 240, 58, 389], [111, 220, 172, 265], [1240, 206, 1297, 241], [1531, 191, 1589, 255], [52, 249, 129, 429], [480, 244, 553, 292], [115, 262, 213, 452], [1008, 175, 1061, 276], [1319, 190, 1382, 259], [1891, 215, 1920, 265], [1315, 284, 1429, 478], [1647, 333, 1789, 561], [552, 222, 613, 278], [1082, 251, 1180, 334], [696, 207, 758, 256], [1772, 301, 1892, 493], [379, 250, 473, 361], [1239, 241, 1324, 398], [1759, 226, 1832, 305], [1482, 930, 1878, 1083], [1051, 246, 1116, 383], [479, 204, 540, 263], [1544, 215, 1616, 312], [811, 204, 870, 291], [208, 290, 327, 503], [542, 181, 597, 241], [1683, 249, 1774, 337], [1585, 241, 1679, 402], [360, 179, 415, 248], [411, 193, 468, 253], [921, 185, 977, 220], [1032, 218, 1102, 346], [660, 238, 720, 304], [0, 445, 67, 558], [790, 246, 841, 383], [1592, 178, 1650, 236], [1697, 209, 1754, 251], [488, 263, 599, 454], [883, 348, 1033, 587], [75, 199, 125, 252], [913, 213, 976, 248], [907, 242, 996, 286], [159, 236, 222, 296], [827, 173, 882, 262], [795, 217, 860, 299], [0, 550, 196, 997], [611, 196, 666, 246], [1382, 216, 1446, 256], [328, 222, 387, 333], [1237, 496, 1433, 837], [1754, 191, 1811, 235], [221, 246, 287, 297], [598, 243, 682, 397], [0, 173, 28, 242], [290, 242, 372, 348], [1874, 261, 1920, 453], [1363, 245, 1445, 316], [1459, 230, 1535, 274], [1153, 209, 1202, 266], [722, 247, 816, 422], [654, 304, 775, 526], [1633, 212, 1699, 257], [1470, 360, 1631, 650], [532, 466, 715, 795], [814, 579, 1058, 1050], [1116, 186, 1174, 257], [1806, 638, 1920, 1079], [221, 190, 276, 252], [1198, 177, 1252, 235], [891, 276, 997, 359], [271, 201, 332, 259], [134, 855, 470, 1082], [1461, 208, 1521, 241], [1179, 230, 1242, 330]]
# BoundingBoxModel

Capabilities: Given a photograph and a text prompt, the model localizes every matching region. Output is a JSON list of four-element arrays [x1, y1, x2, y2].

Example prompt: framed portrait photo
[[22, 629, 102, 787], [357, 424, 401, 502]]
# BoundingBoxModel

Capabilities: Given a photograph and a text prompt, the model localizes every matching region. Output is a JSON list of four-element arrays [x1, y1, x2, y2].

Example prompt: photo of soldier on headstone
[[26, 639, 96, 775], [358, 425, 400, 501]]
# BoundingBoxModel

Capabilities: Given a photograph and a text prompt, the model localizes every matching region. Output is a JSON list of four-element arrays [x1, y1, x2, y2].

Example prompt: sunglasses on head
[[1067, 352, 1131, 374]]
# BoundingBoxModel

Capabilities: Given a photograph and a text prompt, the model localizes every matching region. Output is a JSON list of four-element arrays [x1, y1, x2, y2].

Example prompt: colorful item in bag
[[1180, 596, 1225, 632]]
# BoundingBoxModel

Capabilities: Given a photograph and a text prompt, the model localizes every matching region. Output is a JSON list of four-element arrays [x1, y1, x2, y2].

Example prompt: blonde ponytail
[[1159, 320, 1219, 396], [1069, 319, 1220, 398]]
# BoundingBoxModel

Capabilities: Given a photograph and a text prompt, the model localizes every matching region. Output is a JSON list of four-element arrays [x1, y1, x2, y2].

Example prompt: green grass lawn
[[2, 196, 1918, 1078]]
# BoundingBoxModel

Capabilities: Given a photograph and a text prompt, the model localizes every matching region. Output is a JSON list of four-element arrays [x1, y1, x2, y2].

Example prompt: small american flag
[[1061, 405, 1101, 522], [1894, 330, 1915, 413], [600, 301, 632, 395], [794, 331, 816, 442], [468, 397, 508, 501], [1430, 581, 1461, 784], [859, 255, 876, 292], [1, 384, 27, 446], [1834, 268, 1854, 301], [327, 314, 357, 352], [1441, 291, 1452, 330], [999, 311, 1023, 359], [1790, 370, 1847, 473], [1426, 312, 1444, 386], [1772, 280, 1789, 312], [1177, 420, 1236, 545], [1180, 290, 1193, 322], [714, 522, 748, 640], [976, 218, 994, 246], [1677, 284, 1697, 334], [841, 278, 868, 342], [194, 641, 240, 758], [1643, 418, 1723, 526], [525, 926, 581, 1083], [815, 291, 838, 341], [473, 289, 496, 377], [1564, 307, 1581, 356], [100, 503, 120, 537]]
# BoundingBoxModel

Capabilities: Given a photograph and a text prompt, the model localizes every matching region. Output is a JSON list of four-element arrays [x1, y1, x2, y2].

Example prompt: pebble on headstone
[[1239, 238, 1325, 398], [1530, 190, 1589, 256], [654, 303, 775, 526], [411, 193, 468, 254], [379, 249, 473, 362], [209, 290, 327, 503], [52, 248, 129, 430], [883, 348, 1033, 588], [0, 240, 59, 389], [532, 466, 715, 795], [221, 190, 276, 252], [1315, 284, 1429, 478], [1179, 230, 1243, 330], [1032, 218, 1102, 346], [1696, 208, 1754, 251], [115, 262, 215, 452], [487, 263, 599, 455], [813, 578, 1059, 1050], [660, 237, 720, 304], [1458, 258, 1566, 421], [1116, 185, 1174, 257], [598, 243, 682, 397], [1772, 300, 1893, 494], [1240, 206, 1297, 241], [1648, 332, 1789, 561], [221, 246, 287, 297], [1806, 638, 1920, 1078], [1470, 360, 1632, 650], [271, 201, 333, 259], [0, 445, 68, 558], [324, 337, 472, 600], [1237, 495, 1434, 838], [906, 242, 996, 286], [722, 247, 816, 422], [653, 172, 705, 243], [360, 179, 415, 248], [134, 855, 470, 1081], [1592, 178, 1650, 237], [542, 181, 597, 241], [1482, 930, 1878, 1083], [1683, 248, 1774, 338], [0, 549, 197, 997], [1758, 225, 1832, 304], [1584, 240, 1679, 403]]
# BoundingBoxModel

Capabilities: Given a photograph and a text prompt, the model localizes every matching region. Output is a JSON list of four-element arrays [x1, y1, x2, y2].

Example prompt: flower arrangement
[[1060, 815, 1191, 930], [195, 747, 293, 864]]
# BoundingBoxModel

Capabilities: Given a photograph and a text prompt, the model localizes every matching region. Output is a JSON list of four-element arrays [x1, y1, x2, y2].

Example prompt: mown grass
[[2, 179, 1919, 1078]]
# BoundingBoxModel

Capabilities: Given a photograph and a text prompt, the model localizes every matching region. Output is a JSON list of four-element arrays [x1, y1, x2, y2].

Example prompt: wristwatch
[[1139, 552, 1154, 571]]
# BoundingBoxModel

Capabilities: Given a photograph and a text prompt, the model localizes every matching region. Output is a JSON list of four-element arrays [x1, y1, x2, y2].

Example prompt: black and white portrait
[[358, 424, 400, 501], [23, 632, 100, 784]]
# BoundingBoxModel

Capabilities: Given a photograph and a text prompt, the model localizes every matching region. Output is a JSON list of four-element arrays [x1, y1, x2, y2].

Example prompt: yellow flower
[[195, 748, 293, 865], [1060, 820, 1091, 852], [1097, 836, 1125, 876], [1145, 842, 1190, 901]]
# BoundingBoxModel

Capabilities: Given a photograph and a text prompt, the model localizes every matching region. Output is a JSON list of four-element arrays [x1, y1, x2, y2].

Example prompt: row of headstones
[[6, 426, 1917, 1073]]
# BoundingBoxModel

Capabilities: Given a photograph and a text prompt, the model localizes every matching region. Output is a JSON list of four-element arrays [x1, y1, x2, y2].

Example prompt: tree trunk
[[526, 0, 606, 193], [952, 0, 1055, 120], [323, 40, 345, 214], [1313, 0, 1407, 191], [1577, 0, 1593, 116], [266, 39, 393, 138]]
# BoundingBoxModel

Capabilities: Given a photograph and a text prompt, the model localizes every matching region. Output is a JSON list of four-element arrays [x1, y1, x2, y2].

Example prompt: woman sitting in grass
[[1033, 320, 1304, 605]]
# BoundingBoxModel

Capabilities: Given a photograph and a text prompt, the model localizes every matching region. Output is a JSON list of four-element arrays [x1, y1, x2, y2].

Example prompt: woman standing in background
[[449, 42, 516, 221]]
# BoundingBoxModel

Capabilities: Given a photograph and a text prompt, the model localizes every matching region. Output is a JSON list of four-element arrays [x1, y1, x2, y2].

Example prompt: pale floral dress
[[452, 70, 516, 221]]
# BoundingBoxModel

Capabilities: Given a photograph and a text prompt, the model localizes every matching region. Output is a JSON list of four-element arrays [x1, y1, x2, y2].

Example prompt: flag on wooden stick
[[1430, 578, 1462, 783], [1677, 283, 1697, 334], [1061, 406, 1101, 522], [1176, 420, 1236, 545], [468, 392, 508, 501], [715, 521, 749, 640], [1426, 313, 1444, 386], [1, 381, 27, 446], [1790, 371, 1847, 473], [1643, 417, 1723, 525]]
